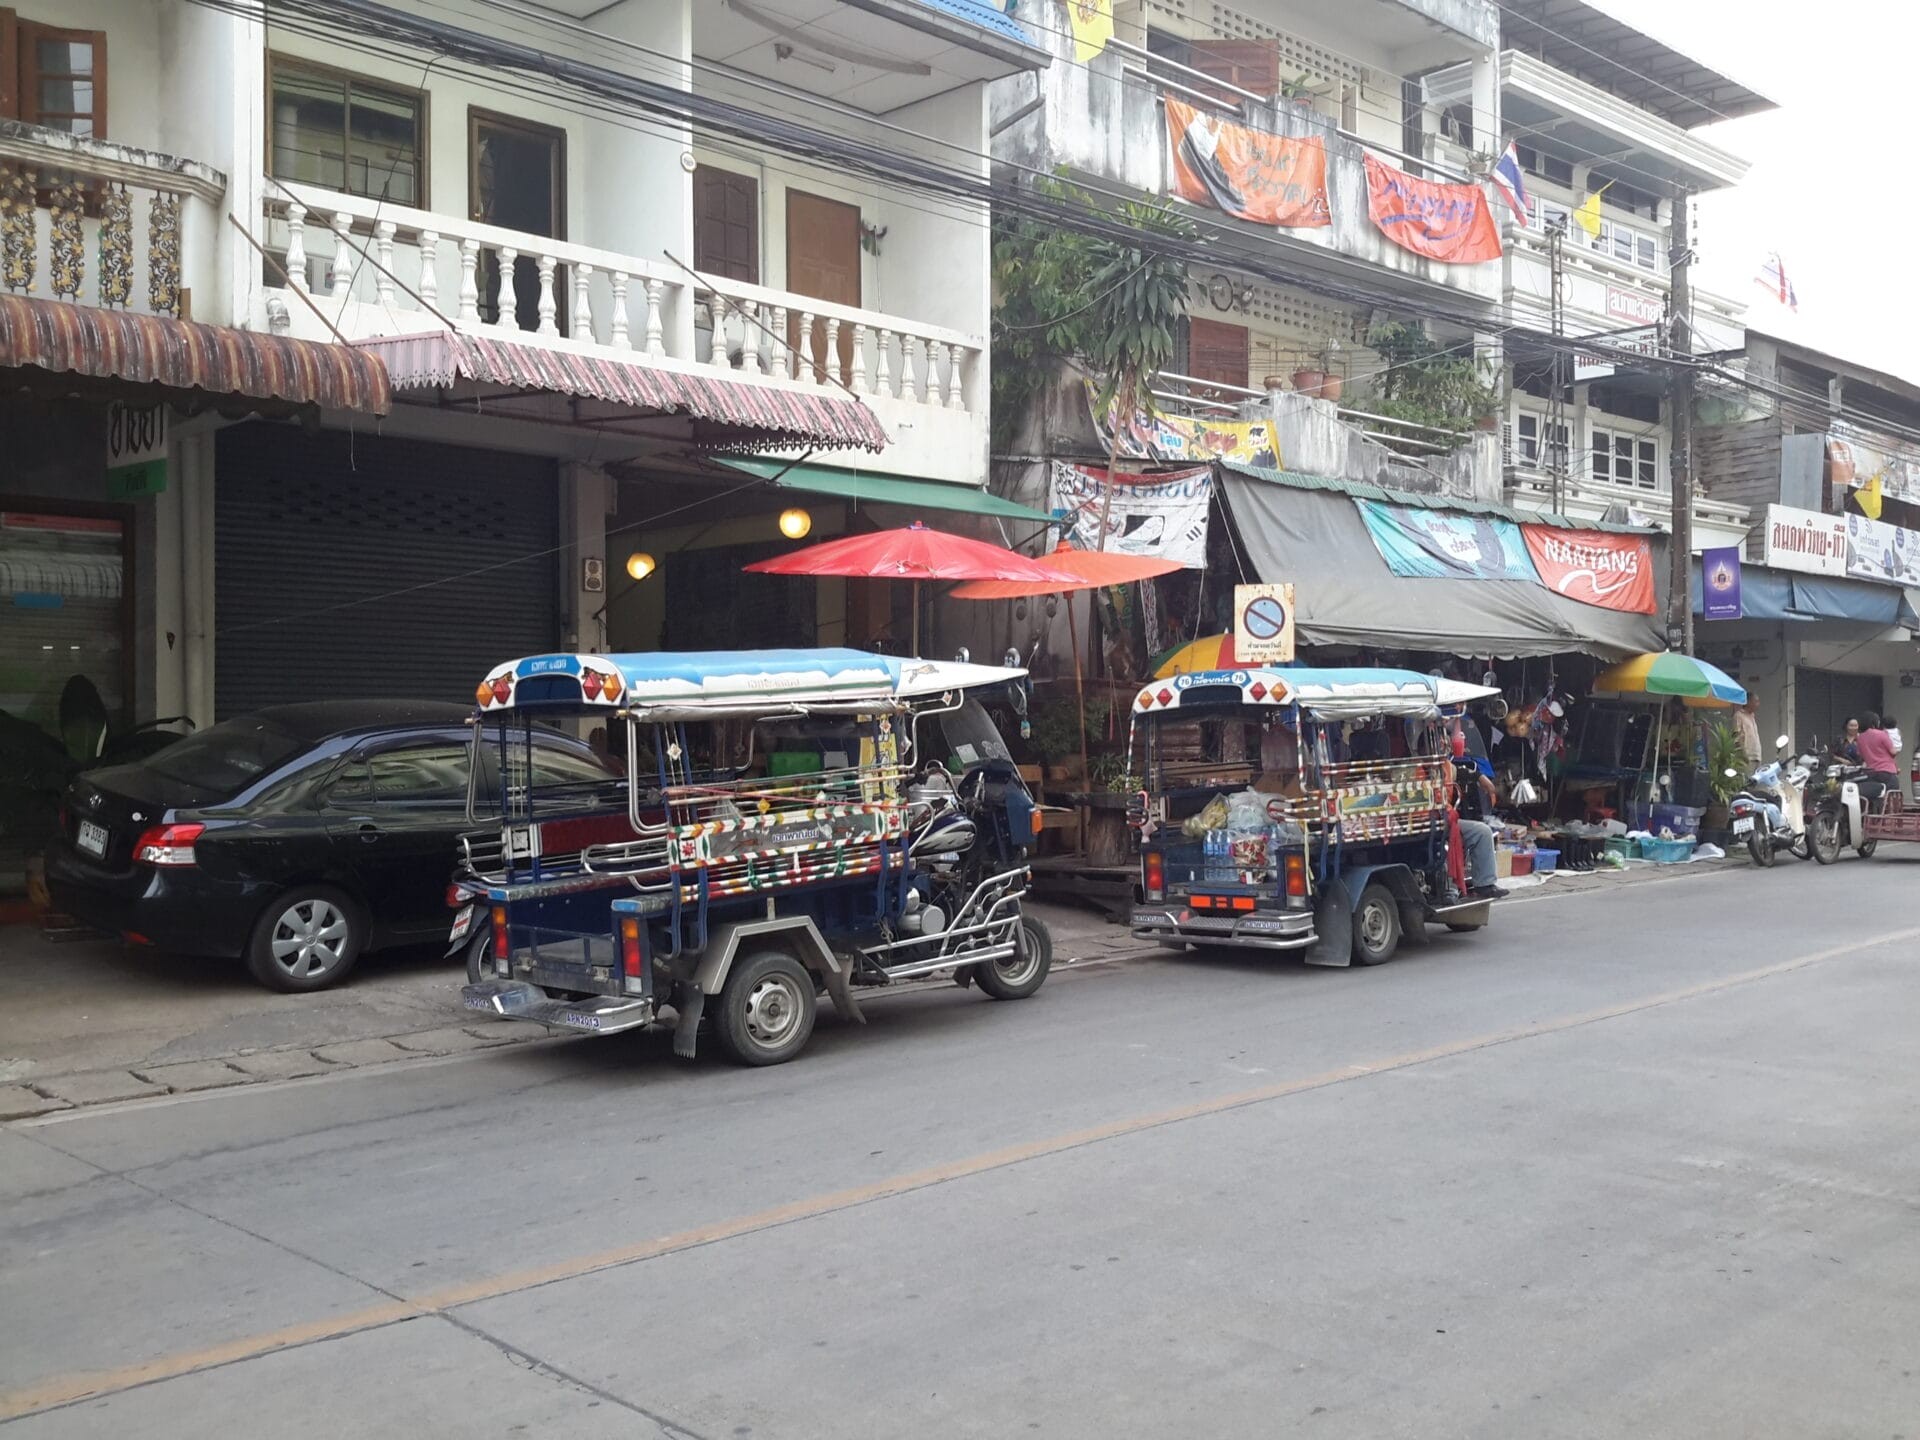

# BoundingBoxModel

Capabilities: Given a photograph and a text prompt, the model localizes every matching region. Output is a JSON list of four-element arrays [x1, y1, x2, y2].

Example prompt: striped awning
[[357, 331, 889, 453], [0, 295, 391, 414]]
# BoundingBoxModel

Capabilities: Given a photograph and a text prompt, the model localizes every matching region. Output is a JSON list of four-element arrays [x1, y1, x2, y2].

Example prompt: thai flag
[[1490, 143, 1530, 225], [1756, 252, 1799, 311]]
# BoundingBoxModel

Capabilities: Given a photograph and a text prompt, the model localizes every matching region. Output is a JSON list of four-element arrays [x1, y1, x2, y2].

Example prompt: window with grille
[[1516, 411, 1569, 470], [0, 9, 107, 137], [268, 56, 426, 206], [1591, 425, 1660, 490]]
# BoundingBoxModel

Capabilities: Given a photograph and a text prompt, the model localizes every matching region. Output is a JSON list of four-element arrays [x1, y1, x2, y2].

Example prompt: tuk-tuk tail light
[[1284, 852, 1307, 902], [620, 915, 645, 994], [1142, 851, 1164, 901], [491, 904, 510, 964]]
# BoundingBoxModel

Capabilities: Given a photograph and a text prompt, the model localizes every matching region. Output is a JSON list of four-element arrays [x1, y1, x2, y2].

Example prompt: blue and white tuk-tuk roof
[[476, 648, 1025, 719], [1133, 667, 1496, 721]]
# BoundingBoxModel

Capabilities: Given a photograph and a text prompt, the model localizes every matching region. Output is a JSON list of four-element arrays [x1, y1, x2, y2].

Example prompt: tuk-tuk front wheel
[[1350, 884, 1402, 966], [974, 915, 1053, 1000], [714, 951, 817, 1066]]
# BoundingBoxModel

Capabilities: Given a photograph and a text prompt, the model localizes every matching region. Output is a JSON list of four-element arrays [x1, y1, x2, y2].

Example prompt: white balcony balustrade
[[0, 122, 225, 318], [263, 183, 981, 419]]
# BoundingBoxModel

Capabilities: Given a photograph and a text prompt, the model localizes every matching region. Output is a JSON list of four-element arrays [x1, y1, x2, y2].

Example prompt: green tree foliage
[[991, 179, 1194, 454], [1362, 321, 1501, 452]]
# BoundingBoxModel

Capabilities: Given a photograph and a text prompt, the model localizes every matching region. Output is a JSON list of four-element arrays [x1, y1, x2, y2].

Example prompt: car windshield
[[143, 717, 308, 797]]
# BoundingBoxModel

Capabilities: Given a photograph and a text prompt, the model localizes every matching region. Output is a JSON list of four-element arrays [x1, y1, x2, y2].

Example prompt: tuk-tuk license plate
[[448, 905, 476, 945], [78, 821, 108, 858], [1731, 817, 1754, 835]]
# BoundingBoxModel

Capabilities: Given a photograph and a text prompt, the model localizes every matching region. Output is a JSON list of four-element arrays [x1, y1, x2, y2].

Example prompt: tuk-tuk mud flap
[[1303, 878, 1352, 967]]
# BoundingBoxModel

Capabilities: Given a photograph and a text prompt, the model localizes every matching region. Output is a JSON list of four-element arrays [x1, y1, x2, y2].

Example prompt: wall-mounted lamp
[[625, 551, 657, 581], [778, 507, 813, 540]]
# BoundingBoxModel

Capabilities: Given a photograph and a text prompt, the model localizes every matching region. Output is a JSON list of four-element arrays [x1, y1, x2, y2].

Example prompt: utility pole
[[1546, 225, 1569, 514], [1666, 188, 1696, 655]]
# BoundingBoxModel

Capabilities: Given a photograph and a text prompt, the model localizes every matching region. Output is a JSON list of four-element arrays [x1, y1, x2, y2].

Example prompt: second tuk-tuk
[[457, 648, 1051, 1065], [1129, 666, 1495, 966]]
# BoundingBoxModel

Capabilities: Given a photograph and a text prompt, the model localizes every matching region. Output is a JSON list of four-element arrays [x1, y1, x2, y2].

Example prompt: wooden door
[[1186, 317, 1250, 399], [786, 189, 861, 383], [470, 110, 566, 334]]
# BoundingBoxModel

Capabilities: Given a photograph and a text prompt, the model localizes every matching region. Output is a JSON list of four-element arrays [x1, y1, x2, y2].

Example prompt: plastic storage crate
[[1532, 848, 1559, 872], [1639, 836, 1695, 864], [1650, 803, 1705, 837]]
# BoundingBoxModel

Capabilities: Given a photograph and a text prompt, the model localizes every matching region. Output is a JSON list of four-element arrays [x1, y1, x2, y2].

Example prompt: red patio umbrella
[[743, 521, 1075, 654]]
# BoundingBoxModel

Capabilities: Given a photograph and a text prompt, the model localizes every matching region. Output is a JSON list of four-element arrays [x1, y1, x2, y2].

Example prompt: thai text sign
[[1048, 462, 1212, 568], [1363, 154, 1502, 265], [1606, 288, 1665, 326], [1521, 526, 1656, 614], [1234, 583, 1296, 664], [1165, 100, 1330, 229], [1355, 500, 1535, 581], [1758, 504, 1847, 577]]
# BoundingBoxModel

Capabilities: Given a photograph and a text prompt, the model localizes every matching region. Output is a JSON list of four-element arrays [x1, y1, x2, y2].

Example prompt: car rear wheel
[[246, 886, 365, 992]]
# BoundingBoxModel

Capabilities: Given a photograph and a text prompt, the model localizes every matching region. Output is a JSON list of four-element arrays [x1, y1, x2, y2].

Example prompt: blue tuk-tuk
[[457, 649, 1051, 1065], [1128, 666, 1495, 966]]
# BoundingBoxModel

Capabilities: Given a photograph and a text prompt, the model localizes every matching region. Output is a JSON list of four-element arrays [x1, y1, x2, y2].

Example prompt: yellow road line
[[6, 923, 1914, 1422]]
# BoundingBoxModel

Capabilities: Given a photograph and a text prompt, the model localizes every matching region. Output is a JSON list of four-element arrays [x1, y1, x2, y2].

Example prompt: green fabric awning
[[717, 458, 1053, 523]]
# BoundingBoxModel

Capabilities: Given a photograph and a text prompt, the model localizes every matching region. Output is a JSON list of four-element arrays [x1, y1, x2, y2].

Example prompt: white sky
[[1590, 0, 1918, 385]]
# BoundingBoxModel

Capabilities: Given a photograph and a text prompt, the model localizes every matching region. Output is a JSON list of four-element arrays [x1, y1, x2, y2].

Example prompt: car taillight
[[446, 883, 466, 909], [1284, 852, 1307, 903], [133, 823, 203, 866], [491, 904, 510, 961], [620, 914, 645, 994], [1142, 851, 1164, 901]]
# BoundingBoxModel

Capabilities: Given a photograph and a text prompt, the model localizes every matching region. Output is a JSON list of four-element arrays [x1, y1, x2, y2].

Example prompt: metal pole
[[1667, 189, 1697, 656]]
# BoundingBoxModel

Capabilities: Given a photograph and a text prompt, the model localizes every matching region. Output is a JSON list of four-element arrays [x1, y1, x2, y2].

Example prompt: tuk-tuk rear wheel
[[1350, 884, 1402, 966], [713, 951, 817, 1066]]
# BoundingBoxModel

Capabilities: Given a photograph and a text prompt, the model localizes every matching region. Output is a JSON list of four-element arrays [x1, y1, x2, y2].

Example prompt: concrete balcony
[[992, 36, 1503, 310], [1502, 223, 1746, 356], [1505, 464, 1751, 552], [0, 121, 226, 319], [258, 183, 988, 483]]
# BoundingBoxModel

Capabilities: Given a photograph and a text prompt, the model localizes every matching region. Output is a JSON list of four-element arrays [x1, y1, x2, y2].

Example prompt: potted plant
[[1702, 719, 1746, 834], [1292, 340, 1344, 402], [1280, 73, 1320, 108], [1360, 321, 1500, 453]]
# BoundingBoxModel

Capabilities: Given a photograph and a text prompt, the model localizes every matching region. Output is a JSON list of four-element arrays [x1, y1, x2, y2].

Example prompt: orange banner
[[1166, 99, 1330, 229], [1522, 525, 1656, 614], [1363, 154, 1502, 265]]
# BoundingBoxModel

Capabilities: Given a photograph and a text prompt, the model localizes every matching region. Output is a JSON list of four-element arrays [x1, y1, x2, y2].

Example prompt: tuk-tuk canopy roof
[[1133, 666, 1494, 721], [477, 648, 1025, 718]]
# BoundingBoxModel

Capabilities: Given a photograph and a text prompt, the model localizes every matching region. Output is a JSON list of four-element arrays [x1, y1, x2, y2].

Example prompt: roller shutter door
[[215, 423, 559, 718]]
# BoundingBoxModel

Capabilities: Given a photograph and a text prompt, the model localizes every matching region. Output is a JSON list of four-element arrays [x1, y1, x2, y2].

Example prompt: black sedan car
[[44, 700, 618, 991]]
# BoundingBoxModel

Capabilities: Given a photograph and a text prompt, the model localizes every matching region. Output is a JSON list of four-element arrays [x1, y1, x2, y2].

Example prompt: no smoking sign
[[1234, 582, 1295, 663]]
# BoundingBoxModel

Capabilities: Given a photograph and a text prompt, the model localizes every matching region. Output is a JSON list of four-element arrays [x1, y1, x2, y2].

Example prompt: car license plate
[[77, 820, 108, 858], [448, 905, 475, 945], [1732, 816, 1754, 835]]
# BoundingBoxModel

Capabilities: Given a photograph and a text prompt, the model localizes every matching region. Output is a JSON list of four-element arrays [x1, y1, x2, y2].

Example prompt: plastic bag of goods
[[1182, 793, 1230, 839], [1225, 790, 1271, 876]]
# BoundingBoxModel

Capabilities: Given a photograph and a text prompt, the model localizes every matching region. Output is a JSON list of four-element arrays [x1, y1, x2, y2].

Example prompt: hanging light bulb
[[625, 551, 656, 581], [778, 507, 813, 540]]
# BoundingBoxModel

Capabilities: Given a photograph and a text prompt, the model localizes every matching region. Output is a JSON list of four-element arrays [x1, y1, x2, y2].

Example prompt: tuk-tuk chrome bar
[[857, 868, 1028, 961]]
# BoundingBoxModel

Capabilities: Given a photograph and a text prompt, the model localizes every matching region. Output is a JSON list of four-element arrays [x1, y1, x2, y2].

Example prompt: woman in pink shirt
[[1854, 711, 1901, 806]]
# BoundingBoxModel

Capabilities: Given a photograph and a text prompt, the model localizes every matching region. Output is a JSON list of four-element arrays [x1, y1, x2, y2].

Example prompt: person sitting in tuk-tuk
[[1450, 731, 1507, 900]]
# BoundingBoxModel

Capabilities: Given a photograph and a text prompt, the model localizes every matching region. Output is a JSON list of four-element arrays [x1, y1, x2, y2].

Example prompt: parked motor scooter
[[1729, 735, 1810, 866], [1808, 751, 1877, 863]]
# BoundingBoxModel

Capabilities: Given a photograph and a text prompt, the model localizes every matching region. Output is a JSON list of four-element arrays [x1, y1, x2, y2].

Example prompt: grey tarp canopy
[[1217, 465, 1667, 659]]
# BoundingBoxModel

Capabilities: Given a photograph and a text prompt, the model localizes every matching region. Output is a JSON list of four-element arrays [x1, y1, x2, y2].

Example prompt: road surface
[[4, 855, 1918, 1437]]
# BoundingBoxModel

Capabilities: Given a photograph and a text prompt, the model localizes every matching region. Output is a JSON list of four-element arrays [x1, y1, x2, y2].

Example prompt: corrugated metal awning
[[358, 331, 890, 453], [0, 295, 390, 414]]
